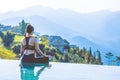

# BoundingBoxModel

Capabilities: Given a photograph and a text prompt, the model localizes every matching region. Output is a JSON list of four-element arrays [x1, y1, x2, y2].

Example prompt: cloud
[[0, 0, 120, 13]]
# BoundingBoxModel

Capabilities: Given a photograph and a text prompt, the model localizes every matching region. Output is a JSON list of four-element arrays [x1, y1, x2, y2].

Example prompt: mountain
[[0, 15, 77, 39], [0, 5, 120, 56], [68, 36, 112, 65], [0, 6, 54, 21], [69, 36, 107, 52], [26, 15, 78, 38]]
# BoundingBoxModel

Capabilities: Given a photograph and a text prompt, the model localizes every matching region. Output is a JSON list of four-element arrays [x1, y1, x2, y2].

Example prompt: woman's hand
[[46, 55, 51, 58], [19, 53, 22, 57]]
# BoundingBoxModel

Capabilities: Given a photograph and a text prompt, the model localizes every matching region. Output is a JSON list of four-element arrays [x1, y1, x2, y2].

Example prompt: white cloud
[[0, 0, 120, 13]]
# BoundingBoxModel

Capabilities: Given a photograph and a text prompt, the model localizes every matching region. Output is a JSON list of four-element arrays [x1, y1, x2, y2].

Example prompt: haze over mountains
[[0, 5, 120, 56]]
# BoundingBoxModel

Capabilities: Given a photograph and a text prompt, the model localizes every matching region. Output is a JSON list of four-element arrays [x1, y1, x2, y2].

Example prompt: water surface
[[0, 60, 120, 80]]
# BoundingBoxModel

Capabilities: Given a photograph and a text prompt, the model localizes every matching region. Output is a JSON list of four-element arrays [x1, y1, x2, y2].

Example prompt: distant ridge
[[0, 5, 120, 56]]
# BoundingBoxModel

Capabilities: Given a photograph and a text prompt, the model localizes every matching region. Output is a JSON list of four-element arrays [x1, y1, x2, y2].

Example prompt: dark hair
[[24, 24, 34, 37]]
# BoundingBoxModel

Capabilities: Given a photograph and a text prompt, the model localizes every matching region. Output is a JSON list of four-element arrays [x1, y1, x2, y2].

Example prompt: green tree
[[82, 47, 89, 63], [40, 36, 49, 48], [12, 44, 20, 54], [81, 47, 86, 60], [105, 52, 113, 65], [88, 47, 93, 64], [51, 48, 57, 56], [54, 54, 59, 60], [93, 52, 97, 64], [89, 47, 92, 55], [63, 45, 70, 53], [116, 56, 120, 66], [2, 31, 15, 47], [39, 44, 45, 52], [96, 50, 102, 65], [64, 54, 69, 62], [84, 52, 89, 64], [0, 31, 4, 38], [20, 20, 27, 35]]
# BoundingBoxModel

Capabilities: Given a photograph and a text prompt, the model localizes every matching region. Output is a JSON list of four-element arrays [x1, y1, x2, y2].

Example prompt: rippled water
[[0, 60, 120, 80]]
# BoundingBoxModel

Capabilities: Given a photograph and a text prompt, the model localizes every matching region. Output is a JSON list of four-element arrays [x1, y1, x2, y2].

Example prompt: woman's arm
[[20, 42, 24, 56], [34, 39, 46, 57]]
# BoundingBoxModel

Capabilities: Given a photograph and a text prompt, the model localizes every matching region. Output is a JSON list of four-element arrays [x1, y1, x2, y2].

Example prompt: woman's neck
[[25, 32, 32, 37]]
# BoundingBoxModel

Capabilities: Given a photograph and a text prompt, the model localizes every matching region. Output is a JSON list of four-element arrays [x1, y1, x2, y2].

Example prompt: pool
[[0, 60, 120, 80]]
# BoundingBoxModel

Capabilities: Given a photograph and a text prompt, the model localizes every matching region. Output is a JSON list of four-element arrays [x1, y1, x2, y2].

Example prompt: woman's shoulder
[[20, 37, 38, 42], [21, 37, 25, 42], [30, 37, 38, 42]]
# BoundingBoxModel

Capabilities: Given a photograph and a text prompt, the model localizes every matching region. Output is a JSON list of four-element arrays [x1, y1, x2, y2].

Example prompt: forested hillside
[[0, 20, 120, 65]]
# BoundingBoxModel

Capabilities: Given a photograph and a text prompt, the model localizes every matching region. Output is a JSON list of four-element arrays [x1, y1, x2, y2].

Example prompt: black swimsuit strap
[[25, 37, 31, 47], [24, 37, 35, 50]]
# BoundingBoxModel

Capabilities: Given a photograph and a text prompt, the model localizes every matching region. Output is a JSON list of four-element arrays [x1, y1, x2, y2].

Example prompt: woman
[[20, 24, 49, 63]]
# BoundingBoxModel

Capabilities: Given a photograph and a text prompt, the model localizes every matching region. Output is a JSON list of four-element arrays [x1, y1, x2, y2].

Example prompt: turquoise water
[[0, 60, 120, 80]]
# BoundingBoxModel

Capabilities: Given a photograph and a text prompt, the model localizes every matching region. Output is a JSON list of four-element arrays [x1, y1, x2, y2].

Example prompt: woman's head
[[25, 24, 34, 37]]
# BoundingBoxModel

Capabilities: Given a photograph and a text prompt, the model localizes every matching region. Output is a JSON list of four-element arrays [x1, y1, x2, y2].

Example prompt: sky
[[0, 0, 120, 13]]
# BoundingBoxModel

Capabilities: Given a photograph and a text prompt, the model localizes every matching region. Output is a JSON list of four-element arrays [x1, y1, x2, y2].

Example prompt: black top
[[23, 37, 35, 50]]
